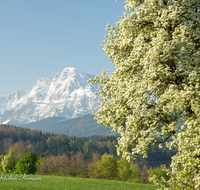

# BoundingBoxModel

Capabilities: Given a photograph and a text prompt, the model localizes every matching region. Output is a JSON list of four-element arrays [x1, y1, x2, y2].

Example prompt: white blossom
[[89, 0, 200, 189]]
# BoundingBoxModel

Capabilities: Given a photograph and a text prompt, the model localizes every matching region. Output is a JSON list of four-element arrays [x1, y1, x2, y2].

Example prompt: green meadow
[[0, 174, 163, 190]]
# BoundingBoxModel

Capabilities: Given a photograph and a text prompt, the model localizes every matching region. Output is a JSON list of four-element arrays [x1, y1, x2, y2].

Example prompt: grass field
[[0, 174, 163, 190]]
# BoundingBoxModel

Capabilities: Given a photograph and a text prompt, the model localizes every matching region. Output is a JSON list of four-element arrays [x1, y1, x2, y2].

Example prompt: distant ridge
[[22, 114, 119, 137]]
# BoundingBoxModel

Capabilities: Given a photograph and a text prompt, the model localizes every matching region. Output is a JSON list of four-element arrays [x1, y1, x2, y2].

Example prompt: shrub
[[0, 155, 4, 172], [36, 152, 87, 177], [88, 153, 118, 180], [1, 142, 29, 173], [118, 157, 141, 182], [130, 162, 141, 182], [117, 157, 132, 181], [15, 152, 38, 174], [148, 165, 170, 182], [36, 155, 69, 175], [1, 151, 16, 173], [68, 151, 88, 177]]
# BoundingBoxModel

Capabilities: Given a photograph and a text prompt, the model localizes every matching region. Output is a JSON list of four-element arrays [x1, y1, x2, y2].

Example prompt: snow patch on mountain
[[0, 67, 100, 126]]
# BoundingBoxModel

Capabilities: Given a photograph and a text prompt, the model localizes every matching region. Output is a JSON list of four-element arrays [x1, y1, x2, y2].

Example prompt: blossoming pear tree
[[89, 0, 200, 189]]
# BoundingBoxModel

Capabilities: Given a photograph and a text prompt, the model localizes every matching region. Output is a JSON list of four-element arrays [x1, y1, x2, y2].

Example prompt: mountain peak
[[62, 67, 77, 73], [0, 68, 99, 126]]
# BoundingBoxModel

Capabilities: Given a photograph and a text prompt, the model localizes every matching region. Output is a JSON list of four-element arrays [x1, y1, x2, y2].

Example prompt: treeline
[[37, 152, 151, 183], [0, 124, 177, 167], [0, 142, 169, 184], [0, 124, 117, 158]]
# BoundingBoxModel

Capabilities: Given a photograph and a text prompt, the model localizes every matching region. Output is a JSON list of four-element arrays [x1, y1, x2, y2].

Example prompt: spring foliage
[[89, 0, 200, 189], [88, 154, 118, 180], [15, 152, 39, 174], [1, 142, 29, 173]]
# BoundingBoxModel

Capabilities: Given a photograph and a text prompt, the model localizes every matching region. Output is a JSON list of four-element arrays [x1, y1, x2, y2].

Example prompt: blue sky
[[0, 0, 127, 96]]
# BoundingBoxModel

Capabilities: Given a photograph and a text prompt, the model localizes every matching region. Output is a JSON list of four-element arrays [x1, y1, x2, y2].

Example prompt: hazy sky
[[0, 0, 127, 96]]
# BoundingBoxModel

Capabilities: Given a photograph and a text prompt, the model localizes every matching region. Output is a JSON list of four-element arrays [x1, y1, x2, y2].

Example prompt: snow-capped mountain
[[0, 67, 100, 126]]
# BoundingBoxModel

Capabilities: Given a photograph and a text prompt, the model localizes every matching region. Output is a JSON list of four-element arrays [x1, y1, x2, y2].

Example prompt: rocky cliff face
[[0, 67, 100, 126]]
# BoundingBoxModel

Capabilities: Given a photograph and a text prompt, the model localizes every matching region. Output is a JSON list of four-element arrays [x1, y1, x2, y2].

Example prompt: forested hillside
[[0, 124, 176, 167]]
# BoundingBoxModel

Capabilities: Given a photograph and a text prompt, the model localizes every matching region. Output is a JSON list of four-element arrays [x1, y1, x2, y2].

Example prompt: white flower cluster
[[89, 0, 200, 189]]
